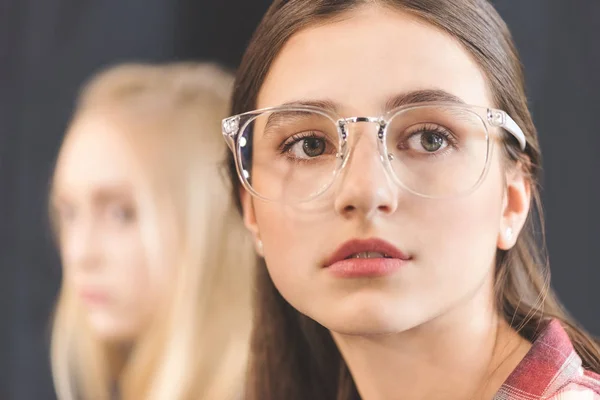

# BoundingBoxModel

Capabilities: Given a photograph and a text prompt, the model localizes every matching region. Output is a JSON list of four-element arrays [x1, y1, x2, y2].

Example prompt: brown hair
[[226, 1, 600, 399]]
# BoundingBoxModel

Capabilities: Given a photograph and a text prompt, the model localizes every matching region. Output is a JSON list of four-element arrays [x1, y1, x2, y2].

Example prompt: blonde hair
[[50, 62, 255, 400]]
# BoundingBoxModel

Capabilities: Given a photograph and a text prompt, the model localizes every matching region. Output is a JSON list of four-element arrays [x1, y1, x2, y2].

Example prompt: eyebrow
[[263, 109, 327, 138], [91, 185, 134, 206], [260, 89, 469, 137], [278, 99, 339, 113], [277, 89, 467, 115], [52, 183, 134, 209], [384, 89, 466, 110]]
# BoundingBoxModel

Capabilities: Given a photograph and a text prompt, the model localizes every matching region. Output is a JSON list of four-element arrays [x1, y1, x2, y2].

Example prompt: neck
[[331, 279, 531, 400], [108, 341, 134, 381]]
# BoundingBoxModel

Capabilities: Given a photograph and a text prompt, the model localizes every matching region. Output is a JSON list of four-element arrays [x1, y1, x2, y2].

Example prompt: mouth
[[80, 288, 110, 306], [344, 251, 394, 259], [325, 238, 410, 278]]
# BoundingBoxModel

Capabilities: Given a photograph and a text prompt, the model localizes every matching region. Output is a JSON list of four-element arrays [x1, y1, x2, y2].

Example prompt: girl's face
[[53, 113, 167, 342], [242, 6, 529, 335]]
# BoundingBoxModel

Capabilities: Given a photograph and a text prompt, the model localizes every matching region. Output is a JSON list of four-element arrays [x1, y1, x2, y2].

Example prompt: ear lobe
[[498, 164, 531, 250]]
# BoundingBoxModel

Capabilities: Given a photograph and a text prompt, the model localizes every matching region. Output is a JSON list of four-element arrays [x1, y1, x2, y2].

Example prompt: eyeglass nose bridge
[[335, 116, 393, 172], [337, 116, 387, 140]]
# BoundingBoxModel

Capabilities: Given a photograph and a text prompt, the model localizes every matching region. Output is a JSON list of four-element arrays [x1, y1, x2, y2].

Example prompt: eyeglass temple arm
[[490, 110, 526, 151]]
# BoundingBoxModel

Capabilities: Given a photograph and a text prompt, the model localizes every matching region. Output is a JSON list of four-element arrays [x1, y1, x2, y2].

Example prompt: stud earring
[[506, 227, 513, 241], [257, 239, 264, 256]]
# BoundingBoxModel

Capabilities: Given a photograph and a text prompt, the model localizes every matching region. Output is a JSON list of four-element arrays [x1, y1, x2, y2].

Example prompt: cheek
[[410, 161, 504, 285], [255, 201, 329, 257], [253, 203, 326, 299], [104, 232, 159, 330]]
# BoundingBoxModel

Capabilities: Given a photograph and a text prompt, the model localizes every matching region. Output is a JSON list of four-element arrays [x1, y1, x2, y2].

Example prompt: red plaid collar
[[494, 319, 600, 399]]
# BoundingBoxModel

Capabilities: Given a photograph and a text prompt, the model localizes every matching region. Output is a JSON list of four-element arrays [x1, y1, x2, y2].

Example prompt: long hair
[[50, 62, 255, 400], [226, 1, 600, 399]]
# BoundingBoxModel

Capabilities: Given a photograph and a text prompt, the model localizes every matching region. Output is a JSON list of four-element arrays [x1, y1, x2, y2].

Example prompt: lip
[[324, 238, 411, 278], [79, 288, 110, 306]]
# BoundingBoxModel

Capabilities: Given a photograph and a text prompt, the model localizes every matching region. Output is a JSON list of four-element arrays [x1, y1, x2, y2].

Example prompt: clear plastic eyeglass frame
[[222, 102, 527, 203]]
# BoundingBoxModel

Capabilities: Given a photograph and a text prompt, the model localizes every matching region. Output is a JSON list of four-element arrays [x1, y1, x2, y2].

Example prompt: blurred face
[[53, 113, 164, 342], [242, 6, 527, 335]]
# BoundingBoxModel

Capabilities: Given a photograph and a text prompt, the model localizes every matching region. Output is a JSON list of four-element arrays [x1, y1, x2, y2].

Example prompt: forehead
[[54, 113, 139, 197], [257, 5, 491, 114]]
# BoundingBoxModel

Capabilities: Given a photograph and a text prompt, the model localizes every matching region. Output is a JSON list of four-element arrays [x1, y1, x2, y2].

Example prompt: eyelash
[[402, 124, 458, 150], [107, 203, 136, 223], [276, 124, 456, 163], [279, 131, 334, 163]]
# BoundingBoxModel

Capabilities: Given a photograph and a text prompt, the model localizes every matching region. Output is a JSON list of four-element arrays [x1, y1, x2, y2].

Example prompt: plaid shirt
[[494, 319, 600, 399]]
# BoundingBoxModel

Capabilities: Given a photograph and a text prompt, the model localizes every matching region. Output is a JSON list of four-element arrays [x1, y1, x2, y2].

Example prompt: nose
[[334, 123, 398, 219], [62, 216, 102, 272]]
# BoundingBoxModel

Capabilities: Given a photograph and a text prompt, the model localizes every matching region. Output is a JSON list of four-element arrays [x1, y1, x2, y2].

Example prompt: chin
[[309, 292, 430, 336], [87, 312, 140, 342]]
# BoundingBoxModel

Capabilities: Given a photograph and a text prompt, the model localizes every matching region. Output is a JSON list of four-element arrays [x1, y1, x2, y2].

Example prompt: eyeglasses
[[222, 102, 526, 203]]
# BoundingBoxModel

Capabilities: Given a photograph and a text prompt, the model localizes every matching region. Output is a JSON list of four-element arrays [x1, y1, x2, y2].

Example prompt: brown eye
[[108, 204, 136, 224], [302, 138, 326, 157], [284, 134, 332, 160]]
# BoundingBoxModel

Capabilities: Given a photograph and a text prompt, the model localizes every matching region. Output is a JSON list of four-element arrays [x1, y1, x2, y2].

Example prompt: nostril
[[343, 205, 356, 214], [378, 204, 392, 213]]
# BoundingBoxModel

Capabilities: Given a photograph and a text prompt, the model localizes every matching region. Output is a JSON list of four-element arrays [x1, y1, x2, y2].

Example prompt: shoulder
[[545, 369, 600, 399], [495, 320, 600, 400]]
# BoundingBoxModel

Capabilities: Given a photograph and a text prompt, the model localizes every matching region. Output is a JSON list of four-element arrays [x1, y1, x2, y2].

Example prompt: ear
[[240, 187, 264, 256], [497, 163, 531, 250]]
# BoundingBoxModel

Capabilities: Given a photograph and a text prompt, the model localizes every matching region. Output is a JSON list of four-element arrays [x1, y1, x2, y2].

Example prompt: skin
[[53, 112, 166, 343], [242, 5, 532, 399]]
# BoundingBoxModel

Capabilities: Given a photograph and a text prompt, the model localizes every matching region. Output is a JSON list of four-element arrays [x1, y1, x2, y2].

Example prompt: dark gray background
[[1, 1, 598, 398]]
